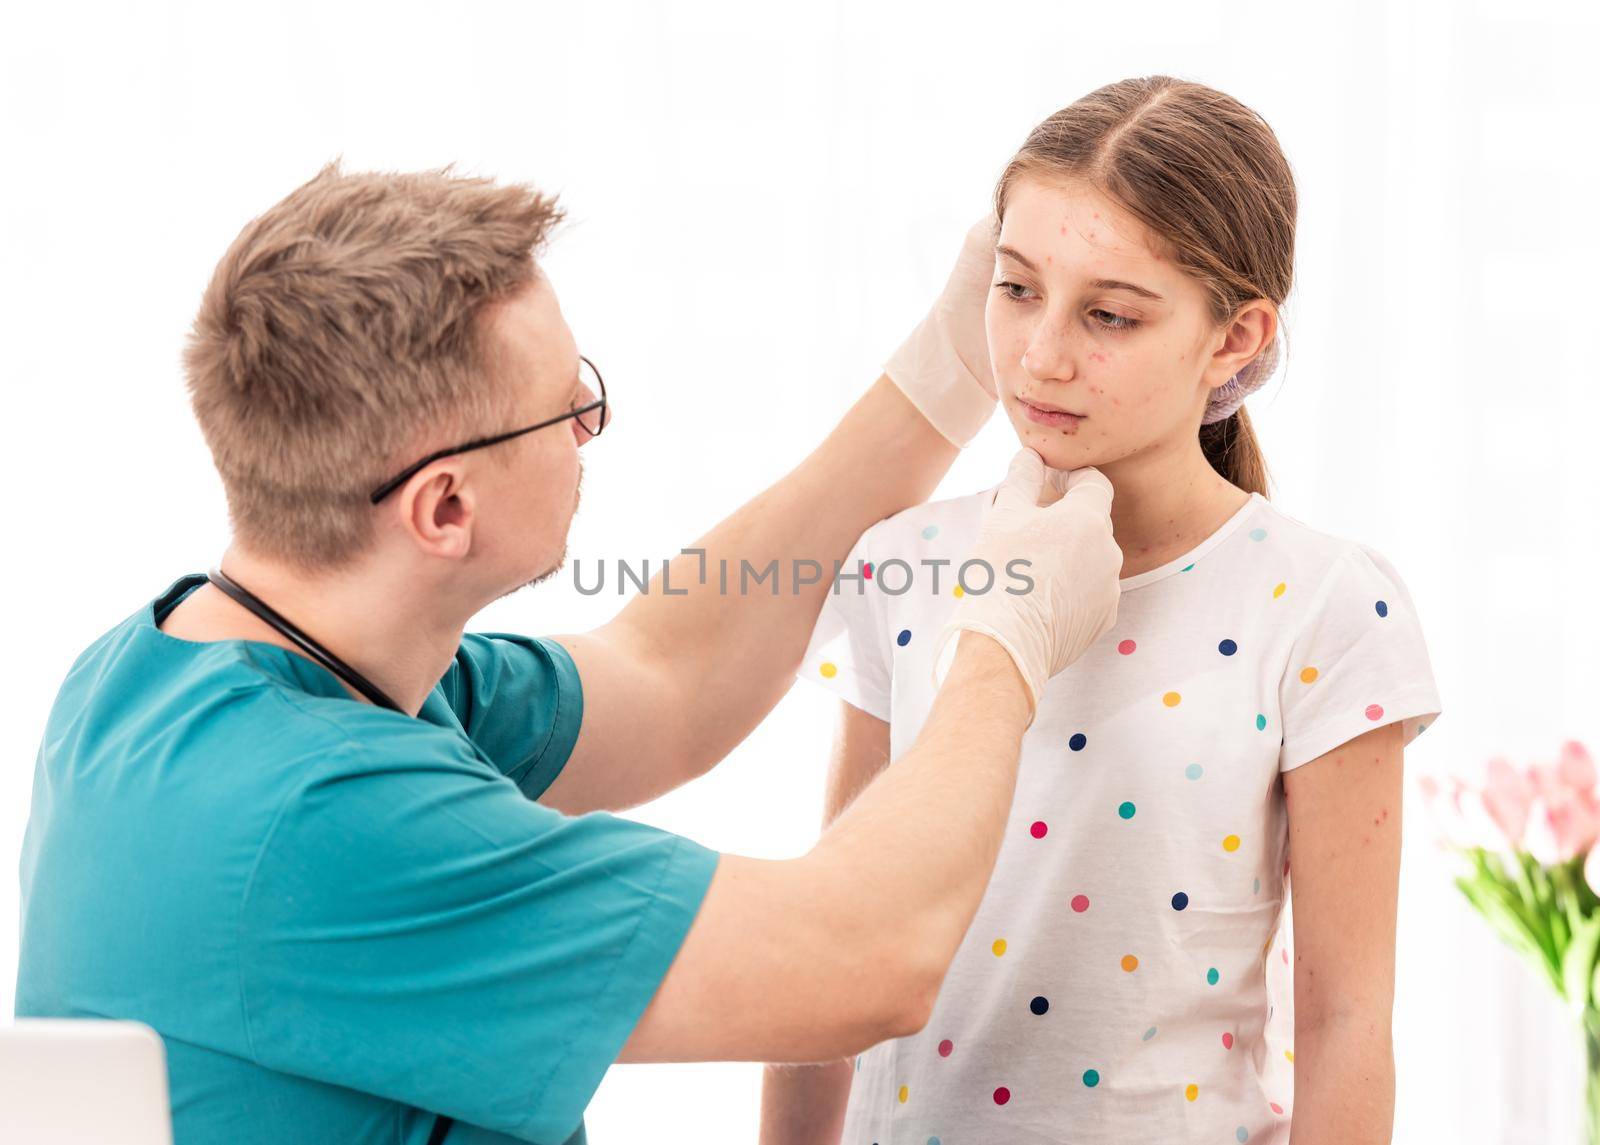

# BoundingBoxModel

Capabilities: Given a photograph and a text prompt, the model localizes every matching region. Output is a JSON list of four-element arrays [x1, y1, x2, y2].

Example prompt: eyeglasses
[[369, 355, 608, 504]]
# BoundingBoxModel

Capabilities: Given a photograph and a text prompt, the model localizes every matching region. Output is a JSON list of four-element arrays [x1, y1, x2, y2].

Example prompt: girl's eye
[[995, 280, 1036, 302], [1091, 309, 1141, 332]]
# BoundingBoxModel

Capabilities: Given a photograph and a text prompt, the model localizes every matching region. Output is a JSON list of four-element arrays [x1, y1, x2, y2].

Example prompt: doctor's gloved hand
[[883, 214, 999, 448], [930, 448, 1123, 722]]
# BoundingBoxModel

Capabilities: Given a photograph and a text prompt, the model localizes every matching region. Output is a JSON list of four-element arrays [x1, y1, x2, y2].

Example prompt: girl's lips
[[1021, 400, 1086, 428]]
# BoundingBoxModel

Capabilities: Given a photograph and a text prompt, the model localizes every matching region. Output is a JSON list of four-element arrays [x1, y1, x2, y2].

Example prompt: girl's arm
[[1283, 719, 1405, 1144], [758, 699, 893, 1145]]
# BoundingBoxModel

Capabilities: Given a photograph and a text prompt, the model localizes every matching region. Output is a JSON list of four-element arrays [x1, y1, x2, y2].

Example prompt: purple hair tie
[[1202, 335, 1282, 425]]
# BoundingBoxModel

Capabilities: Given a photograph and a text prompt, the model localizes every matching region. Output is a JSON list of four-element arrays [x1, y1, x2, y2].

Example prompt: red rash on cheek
[[1089, 351, 1107, 363]]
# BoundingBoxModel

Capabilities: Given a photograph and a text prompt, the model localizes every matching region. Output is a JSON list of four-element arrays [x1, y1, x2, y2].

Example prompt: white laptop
[[0, 1020, 173, 1145]]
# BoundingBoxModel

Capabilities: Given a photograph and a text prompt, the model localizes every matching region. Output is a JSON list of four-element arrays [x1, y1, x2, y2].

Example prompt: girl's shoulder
[[1243, 495, 1423, 617]]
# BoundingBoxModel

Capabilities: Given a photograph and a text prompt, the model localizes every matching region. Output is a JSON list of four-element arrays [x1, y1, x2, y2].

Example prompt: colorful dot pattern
[[800, 494, 1440, 1141]]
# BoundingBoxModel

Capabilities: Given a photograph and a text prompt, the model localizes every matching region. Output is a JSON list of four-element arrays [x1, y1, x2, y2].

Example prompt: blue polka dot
[[1206, 966, 1220, 985], [1218, 638, 1237, 656], [1172, 892, 1189, 911], [1237, 1128, 1250, 1143], [1185, 763, 1204, 780], [1069, 732, 1087, 752], [1181, 562, 1195, 572], [1118, 801, 1137, 820], [1253, 877, 1261, 894], [1249, 528, 1267, 541], [896, 629, 912, 647], [922, 525, 940, 540], [930, 1138, 942, 1145], [1255, 713, 1267, 731], [1030, 995, 1050, 1015], [1142, 1026, 1158, 1041], [1375, 599, 1389, 617], [1082, 1069, 1100, 1087]]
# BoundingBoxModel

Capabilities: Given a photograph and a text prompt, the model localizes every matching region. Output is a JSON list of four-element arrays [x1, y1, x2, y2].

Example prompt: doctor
[[16, 162, 1122, 1145]]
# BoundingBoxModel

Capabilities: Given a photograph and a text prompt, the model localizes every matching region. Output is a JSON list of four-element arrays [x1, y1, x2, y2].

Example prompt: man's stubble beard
[[502, 458, 584, 599]]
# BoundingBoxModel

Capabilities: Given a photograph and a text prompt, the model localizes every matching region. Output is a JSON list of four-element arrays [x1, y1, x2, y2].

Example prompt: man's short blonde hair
[[183, 159, 565, 569]]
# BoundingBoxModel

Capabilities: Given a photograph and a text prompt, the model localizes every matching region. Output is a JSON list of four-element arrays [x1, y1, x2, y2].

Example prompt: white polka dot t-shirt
[[798, 486, 1443, 1145]]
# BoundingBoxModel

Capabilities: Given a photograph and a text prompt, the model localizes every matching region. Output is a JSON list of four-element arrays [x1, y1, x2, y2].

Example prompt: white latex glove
[[930, 449, 1123, 721], [883, 215, 999, 447]]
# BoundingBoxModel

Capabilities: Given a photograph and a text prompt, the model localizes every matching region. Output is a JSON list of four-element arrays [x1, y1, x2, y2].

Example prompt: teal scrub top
[[15, 573, 722, 1145]]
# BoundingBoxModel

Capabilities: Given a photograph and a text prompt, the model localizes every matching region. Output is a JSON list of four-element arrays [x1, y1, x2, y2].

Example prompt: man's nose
[[573, 400, 611, 446]]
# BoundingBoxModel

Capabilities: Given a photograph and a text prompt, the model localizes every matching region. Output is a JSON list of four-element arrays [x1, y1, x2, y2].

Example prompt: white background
[[3, 1, 1598, 1141]]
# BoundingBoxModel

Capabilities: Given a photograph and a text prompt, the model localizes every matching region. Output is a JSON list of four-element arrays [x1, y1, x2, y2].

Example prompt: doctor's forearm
[[613, 376, 956, 768]]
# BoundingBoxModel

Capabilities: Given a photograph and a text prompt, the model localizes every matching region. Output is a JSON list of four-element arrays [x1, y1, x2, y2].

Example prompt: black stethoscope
[[204, 568, 457, 1144], [206, 567, 403, 712]]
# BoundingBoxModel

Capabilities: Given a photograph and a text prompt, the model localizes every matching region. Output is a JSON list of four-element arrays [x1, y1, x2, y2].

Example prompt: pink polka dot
[[1117, 639, 1137, 655], [1270, 1102, 1284, 1115], [994, 1086, 1011, 1105], [1282, 949, 1289, 964], [1365, 703, 1384, 720], [1071, 894, 1090, 913], [863, 562, 873, 579], [938, 1039, 953, 1057], [1030, 821, 1049, 839], [1222, 1032, 1234, 1050]]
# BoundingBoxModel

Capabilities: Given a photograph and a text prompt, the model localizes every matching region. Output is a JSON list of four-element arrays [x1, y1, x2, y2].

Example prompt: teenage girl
[[762, 75, 1443, 1145]]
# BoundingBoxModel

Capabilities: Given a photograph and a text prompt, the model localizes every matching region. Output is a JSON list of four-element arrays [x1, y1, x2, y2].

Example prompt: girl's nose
[[1022, 318, 1079, 382]]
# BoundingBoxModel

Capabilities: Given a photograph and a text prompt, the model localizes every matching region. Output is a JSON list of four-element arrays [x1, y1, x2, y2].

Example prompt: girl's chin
[[1015, 427, 1095, 472]]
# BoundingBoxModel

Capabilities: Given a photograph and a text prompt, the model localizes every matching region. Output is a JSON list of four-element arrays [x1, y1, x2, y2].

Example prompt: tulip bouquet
[[1420, 740, 1600, 1140]]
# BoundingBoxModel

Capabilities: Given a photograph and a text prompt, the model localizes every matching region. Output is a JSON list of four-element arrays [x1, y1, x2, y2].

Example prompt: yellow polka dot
[[819, 661, 837, 679], [953, 584, 965, 597], [1273, 582, 1287, 599], [1223, 835, 1241, 853], [1185, 1083, 1199, 1102], [992, 938, 1007, 957], [1300, 666, 1319, 684], [1285, 1049, 1294, 1063], [898, 1084, 910, 1104], [1121, 954, 1139, 972], [1163, 691, 1182, 707]]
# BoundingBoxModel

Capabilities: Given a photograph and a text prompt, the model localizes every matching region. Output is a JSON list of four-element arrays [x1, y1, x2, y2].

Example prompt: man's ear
[[395, 461, 476, 560]]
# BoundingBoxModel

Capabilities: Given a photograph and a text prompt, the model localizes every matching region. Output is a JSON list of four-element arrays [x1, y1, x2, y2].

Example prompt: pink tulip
[[1481, 756, 1533, 846], [1523, 794, 1600, 865], [1557, 740, 1597, 792], [1419, 773, 1512, 852]]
